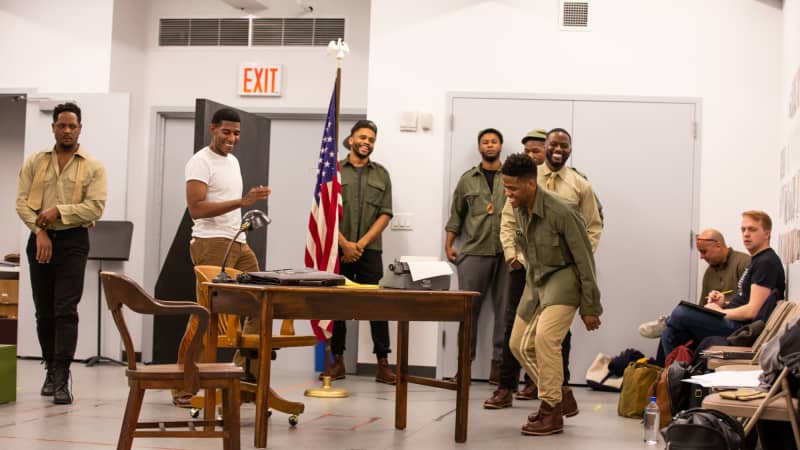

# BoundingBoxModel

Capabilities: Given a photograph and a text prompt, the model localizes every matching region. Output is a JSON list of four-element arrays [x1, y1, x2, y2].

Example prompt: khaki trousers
[[173, 237, 260, 400], [509, 304, 577, 407]]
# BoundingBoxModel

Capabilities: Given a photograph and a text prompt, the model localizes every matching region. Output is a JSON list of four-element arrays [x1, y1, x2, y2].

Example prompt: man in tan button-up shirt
[[16, 102, 107, 405]]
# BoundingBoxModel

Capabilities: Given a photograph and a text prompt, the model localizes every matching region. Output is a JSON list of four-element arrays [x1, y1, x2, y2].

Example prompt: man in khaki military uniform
[[501, 153, 602, 436]]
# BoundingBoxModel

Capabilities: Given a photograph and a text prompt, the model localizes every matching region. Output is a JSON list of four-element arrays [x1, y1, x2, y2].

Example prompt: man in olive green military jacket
[[445, 128, 510, 381], [501, 153, 602, 437]]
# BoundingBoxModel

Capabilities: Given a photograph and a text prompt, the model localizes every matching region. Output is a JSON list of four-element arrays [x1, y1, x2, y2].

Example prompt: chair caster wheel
[[190, 408, 200, 419], [289, 415, 299, 426]]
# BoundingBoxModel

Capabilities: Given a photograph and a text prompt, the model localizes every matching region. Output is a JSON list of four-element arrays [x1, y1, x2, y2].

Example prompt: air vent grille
[[160, 17, 345, 47], [561, 2, 590, 30]]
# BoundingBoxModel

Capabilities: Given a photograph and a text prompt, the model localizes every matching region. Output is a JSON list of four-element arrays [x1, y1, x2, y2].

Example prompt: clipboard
[[679, 300, 726, 318]]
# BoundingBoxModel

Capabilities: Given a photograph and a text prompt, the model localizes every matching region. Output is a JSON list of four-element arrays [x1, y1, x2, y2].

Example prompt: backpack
[[661, 408, 746, 450], [665, 339, 695, 368], [618, 360, 662, 418], [571, 166, 604, 226], [652, 360, 708, 429]]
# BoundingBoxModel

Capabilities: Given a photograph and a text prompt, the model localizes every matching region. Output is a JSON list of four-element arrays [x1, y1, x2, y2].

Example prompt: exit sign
[[239, 64, 282, 96]]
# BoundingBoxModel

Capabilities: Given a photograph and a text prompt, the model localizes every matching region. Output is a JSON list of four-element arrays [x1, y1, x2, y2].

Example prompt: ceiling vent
[[560, 1, 590, 31], [159, 17, 345, 47], [159, 18, 249, 46]]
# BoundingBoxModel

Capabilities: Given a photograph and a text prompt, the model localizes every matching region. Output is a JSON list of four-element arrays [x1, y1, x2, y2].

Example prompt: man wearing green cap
[[522, 128, 547, 165]]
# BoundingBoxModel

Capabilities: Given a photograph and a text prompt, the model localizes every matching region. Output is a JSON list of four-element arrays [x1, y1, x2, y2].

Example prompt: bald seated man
[[639, 228, 750, 338]]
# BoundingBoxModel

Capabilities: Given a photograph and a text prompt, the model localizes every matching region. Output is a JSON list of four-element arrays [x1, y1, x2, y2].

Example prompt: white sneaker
[[639, 315, 668, 338]]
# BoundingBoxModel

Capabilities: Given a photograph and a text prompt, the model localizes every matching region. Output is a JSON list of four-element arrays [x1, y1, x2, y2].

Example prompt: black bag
[[237, 268, 346, 286], [726, 320, 765, 347], [662, 408, 746, 450]]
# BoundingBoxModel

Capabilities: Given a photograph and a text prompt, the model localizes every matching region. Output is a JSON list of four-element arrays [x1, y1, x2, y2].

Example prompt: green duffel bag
[[617, 360, 662, 418]]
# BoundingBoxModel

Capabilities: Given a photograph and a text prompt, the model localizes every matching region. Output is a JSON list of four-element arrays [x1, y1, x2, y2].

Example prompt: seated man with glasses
[[655, 211, 784, 365], [639, 228, 750, 338]]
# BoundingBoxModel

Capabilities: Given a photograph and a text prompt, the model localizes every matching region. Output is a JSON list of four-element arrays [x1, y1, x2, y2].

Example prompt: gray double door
[[439, 94, 700, 382]]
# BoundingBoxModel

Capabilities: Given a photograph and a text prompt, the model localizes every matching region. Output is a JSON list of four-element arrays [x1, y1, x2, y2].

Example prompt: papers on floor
[[682, 370, 762, 389]]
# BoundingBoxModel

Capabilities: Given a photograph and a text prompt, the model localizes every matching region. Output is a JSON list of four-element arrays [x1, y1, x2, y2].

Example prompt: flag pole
[[306, 38, 350, 399]]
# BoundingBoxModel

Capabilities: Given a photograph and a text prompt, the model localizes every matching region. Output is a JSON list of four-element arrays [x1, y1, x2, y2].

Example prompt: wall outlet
[[391, 213, 413, 231]]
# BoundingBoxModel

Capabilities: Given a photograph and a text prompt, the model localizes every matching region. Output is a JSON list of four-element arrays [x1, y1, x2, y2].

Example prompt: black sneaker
[[53, 368, 73, 405]]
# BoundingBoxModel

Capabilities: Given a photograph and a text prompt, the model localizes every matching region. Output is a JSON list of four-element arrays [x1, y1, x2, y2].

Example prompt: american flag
[[305, 85, 342, 340]]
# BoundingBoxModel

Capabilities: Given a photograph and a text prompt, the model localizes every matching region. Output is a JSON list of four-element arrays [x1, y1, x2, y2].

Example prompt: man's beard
[[546, 150, 569, 170], [482, 153, 499, 163], [351, 146, 373, 159]]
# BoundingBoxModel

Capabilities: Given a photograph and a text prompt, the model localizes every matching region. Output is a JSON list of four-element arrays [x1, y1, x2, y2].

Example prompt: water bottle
[[643, 396, 660, 445]]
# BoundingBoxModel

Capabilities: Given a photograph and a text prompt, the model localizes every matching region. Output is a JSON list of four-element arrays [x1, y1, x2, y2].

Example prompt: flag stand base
[[304, 376, 349, 398]]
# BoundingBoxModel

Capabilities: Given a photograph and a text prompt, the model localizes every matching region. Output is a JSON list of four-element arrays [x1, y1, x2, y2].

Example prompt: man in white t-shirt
[[173, 107, 270, 406]]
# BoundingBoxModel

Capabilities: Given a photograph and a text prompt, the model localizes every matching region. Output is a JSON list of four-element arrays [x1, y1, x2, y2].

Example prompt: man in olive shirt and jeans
[[502, 153, 602, 436], [16, 102, 107, 405], [445, 128, 510, 382], [639, 228, 750, 338], [320, 120, 396, 384]]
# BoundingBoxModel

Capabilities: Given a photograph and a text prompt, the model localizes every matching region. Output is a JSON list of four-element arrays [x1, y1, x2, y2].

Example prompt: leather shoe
[[40, 364, 56, 396], [483, 388, 513, 409], [375, 357, 397, 385], [516, 381, 538, 400], [172, 392, 193, 408], [318, 354, 346, 380], [52, 365, 73, 405], [561, 386, 579, 417], [522, 401, 563, 436]]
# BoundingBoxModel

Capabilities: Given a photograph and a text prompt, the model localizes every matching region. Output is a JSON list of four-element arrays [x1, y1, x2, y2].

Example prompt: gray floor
[[0, 359, 656, 449]]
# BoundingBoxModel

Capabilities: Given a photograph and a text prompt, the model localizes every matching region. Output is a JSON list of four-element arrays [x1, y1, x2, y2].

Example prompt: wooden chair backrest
[[101, 271, 208, 394], [194, 265, 243, 346]]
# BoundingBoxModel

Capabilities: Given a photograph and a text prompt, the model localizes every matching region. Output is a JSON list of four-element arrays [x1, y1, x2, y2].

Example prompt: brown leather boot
[[516, 380, 538, 400], [561, 386, 579, 417], [318, 354, 346, 380], [488, 359, 500, 385], [522, 401, 563, 436], [483, 388, 513, 409], [375, 357, 397, 385]]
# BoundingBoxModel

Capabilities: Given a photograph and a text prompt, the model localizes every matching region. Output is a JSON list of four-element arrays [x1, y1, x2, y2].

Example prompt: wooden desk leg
[[254, 294, 274, 448], [395, 321, 409, 430], [205, 303, 220, 426], [455, 316, 471, 442]]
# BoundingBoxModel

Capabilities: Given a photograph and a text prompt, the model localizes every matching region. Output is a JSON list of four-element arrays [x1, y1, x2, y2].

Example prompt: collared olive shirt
[[339, 158, 393, 251], [445, 165, 506, 256], [515, 187, 602, 321], [16, 146, 107, 234], [500, 198, 527, 267], [699, 248, 751, 306], [538, 164, 602, 253]]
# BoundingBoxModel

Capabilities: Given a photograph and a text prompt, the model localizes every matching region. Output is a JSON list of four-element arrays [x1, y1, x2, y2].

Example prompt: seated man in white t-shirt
[[173, 107, 271, 406]]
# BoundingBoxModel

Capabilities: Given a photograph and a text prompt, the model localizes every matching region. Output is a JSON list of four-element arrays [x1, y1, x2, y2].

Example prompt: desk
[[205, 283, 477, 448]]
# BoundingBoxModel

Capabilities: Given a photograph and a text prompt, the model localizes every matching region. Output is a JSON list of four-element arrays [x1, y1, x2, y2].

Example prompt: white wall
[[0, 0, 114, 92], [366, 0, 783, 365], [0, 96, 26, 257]]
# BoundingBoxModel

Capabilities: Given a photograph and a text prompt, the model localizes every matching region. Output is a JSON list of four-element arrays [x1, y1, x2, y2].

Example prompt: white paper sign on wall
[[238, 64, 283, 96]]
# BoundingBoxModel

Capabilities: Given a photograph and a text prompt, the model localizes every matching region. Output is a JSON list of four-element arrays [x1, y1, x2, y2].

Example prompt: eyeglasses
[[695, 237, 718, 242]]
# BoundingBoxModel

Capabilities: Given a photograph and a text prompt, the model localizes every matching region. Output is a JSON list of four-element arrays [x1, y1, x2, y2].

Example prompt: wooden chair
[[191, 265, 318, 424], [703, 366, 800, 447], [705, 301, 795, 370], [101, 271, 243, 450]]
